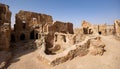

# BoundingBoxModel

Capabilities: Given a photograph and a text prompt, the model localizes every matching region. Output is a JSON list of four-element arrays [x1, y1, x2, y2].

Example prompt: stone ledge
[[37, 36, 93, 66]]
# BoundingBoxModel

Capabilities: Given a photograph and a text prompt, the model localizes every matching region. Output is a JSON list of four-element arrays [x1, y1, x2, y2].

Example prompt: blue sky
[[0, 0, 120, 28]]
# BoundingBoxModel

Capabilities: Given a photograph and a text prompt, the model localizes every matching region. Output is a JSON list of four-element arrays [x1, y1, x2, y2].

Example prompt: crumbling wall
[[38, 35, 105, 66], [89, 36, 105, 56], [13, 10, 74, 55], [106, 25, 114, 35], [114, 20, 120, 38], [13, 10, 53, 41], [74, 28, 86, 43], [82, 20, 93, 34], [0, 3, 11, 50], [48, 33, 76, 54], [45, 21, 74, 54], [48, 21, 74, 34], [81, 20, 114, 35], [98, 24, 107, 35], [38, 36, 91, 66]]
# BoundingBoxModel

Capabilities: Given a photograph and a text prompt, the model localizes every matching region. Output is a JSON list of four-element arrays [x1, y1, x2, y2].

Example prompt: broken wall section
[[114, 20, 120, 40], [81, 20, 93, 34], [45, 21, 74, 54], [12, 10, 53, 42], [48, 21, 74, 34], [0, 3, 11, 51], [81, 20, 114, 35]]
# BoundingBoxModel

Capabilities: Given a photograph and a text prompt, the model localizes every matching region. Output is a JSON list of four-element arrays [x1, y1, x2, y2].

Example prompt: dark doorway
[[62, 35, 66, 42], [36, 33, 38, 39], [20, 33, 25, 40], [11, 34, 15, 42], [99, 31, 101, 35], [23, 23, 26, 29], [0, 16, 2, 20], [83, 28, 88, 34], [30, 30, 34, 39], [89, 29, 93, 34], [55, 35, 57, 42]]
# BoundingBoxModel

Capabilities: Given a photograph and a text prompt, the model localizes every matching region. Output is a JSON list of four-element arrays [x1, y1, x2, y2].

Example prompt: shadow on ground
[[8, 40, 37, 67]]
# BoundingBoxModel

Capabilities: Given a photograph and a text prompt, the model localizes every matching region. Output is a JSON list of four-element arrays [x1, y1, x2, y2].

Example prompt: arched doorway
[[98, 31, 102, 35], [11, 34, 15, 42], [20, 33, 25, 40], [30, 30, 34, 39], [89, 29, 93, 34], [83, 28, 88, 34], [62, 35, 66, 42]]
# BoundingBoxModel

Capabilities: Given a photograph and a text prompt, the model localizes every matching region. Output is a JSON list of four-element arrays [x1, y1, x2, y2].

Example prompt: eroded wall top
[[0, 3, 11, 50], [48, 21, 74, 34], [15, 10, 53, 31], [0, 3, 11, 25]]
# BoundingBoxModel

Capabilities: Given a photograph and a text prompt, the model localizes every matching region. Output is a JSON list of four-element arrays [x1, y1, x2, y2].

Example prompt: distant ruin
[[81, 20, 114, 35], [0, 3, 120, 68]]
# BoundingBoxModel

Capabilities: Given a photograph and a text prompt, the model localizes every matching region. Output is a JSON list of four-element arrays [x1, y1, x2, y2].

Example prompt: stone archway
[[99, 31, 102, 35], [89, 29, 93, 34], [83, 27, 88, 34]]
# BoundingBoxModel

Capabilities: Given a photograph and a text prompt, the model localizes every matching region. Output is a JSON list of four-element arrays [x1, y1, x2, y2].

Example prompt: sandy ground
[[7, 35, 120, 69]]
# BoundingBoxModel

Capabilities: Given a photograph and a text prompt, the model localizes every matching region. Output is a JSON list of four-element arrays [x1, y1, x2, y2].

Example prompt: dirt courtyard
[[7, 35, 120, 69]]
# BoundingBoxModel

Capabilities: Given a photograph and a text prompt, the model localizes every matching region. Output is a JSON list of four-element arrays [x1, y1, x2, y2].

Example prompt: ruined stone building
[[45, 21, 74, 54], [48, 21, 73, 34], [10, 10, 74, 54], [0, 3, 11, 50], [81, 20, 93, 34], [0, 3, 119, 67], [106, 25, 114, 35], [114, 20, 120, 38], [81, 20, 114, 35], [11, 10, 53, 42]]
